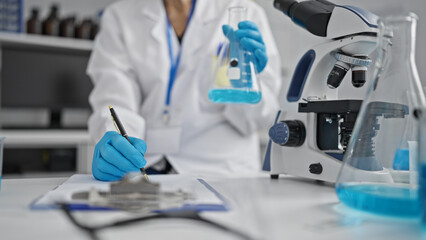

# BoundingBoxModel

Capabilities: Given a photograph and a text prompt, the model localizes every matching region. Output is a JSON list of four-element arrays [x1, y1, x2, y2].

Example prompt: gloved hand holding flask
[[222, 21, 268, 74]]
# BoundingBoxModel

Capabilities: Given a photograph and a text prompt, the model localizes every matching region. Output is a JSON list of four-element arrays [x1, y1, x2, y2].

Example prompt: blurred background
[[0, 0, 424, 178]]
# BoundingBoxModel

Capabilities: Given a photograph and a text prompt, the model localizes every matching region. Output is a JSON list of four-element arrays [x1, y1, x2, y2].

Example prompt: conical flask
[[208, 7, 262, 104], [335, 13, 426, 217]]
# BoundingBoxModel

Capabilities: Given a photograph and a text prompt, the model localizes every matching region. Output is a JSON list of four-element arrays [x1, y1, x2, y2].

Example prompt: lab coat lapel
[[141, 0, 166, 44], [183, 0, 221, 57]]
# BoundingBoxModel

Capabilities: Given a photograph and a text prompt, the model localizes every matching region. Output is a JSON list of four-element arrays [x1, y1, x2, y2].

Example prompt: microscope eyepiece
[[273, 0, 335, 37], [273, 0, 298, 16], [327, 61, 350, 89]]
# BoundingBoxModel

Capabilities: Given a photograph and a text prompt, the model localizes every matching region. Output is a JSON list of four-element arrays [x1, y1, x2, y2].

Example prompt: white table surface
[[0, 174, 423, 240]]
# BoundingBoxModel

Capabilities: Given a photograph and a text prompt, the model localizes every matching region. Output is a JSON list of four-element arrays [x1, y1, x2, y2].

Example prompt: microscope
[[263, 0, 382, 182]]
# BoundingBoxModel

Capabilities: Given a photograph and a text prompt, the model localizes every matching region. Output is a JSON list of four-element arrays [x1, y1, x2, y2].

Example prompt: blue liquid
[[336, 183, 419, 217], [208, 89, 261, 104], [393, 148, 409, 170], [420, 164, 426, 226]]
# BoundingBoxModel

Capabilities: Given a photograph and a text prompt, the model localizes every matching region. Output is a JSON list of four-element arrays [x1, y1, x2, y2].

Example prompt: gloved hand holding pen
[[92, 131, 147, 181], [222, 21, 268, 73]]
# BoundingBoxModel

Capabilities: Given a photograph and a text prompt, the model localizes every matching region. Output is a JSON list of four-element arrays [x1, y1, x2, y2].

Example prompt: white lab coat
[[87, 0, 282, 175]]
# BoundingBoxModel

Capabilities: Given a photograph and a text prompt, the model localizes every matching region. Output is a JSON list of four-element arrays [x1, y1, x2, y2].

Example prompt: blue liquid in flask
[[208, 89, 261, 104], [336, 183, 419, 217], [420, 163, 426, 227], [393, 148, 409, 170]]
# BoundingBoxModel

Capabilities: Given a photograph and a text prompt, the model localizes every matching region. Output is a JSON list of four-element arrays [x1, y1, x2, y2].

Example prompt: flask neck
[[386, 16, 417, 60], [382, 14, 426, 107], [228, 7, 247, 29]]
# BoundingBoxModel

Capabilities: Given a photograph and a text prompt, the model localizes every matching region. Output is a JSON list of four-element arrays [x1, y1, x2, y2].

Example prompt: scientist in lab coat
[[88, 0, 282, 181]]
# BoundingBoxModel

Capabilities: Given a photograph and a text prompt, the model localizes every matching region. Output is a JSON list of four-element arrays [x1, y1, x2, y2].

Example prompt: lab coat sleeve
[[87, 6, 146, 143], [222, 6, 282, 136]]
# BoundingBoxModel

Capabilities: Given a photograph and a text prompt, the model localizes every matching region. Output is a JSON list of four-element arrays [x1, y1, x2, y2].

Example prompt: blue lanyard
[[164, 0, 197, 119]]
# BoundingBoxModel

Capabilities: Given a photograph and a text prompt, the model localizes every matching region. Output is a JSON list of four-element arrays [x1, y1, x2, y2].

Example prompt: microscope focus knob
[[269, 120, 306, 147]]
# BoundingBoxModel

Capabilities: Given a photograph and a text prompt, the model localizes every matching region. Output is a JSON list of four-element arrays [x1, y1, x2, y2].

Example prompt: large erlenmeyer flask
[[335, 13, 426, 217], [208, 7, 262, 104]]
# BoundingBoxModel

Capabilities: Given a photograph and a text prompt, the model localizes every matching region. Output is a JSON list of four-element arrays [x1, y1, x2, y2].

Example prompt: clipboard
[[30, 174, 229, 212]]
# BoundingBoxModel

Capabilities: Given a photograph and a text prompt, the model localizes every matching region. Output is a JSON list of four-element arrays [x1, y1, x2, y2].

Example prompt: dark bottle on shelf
[[27, 8, 42, 34], [90, 21, 99, 40], [42, 5, 60, 36], [75, 19, 92, 39], [59, 16, 76, 38]]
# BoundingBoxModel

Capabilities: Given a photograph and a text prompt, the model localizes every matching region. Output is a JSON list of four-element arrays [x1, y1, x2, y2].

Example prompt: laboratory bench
[[0, 174, 422, 240]]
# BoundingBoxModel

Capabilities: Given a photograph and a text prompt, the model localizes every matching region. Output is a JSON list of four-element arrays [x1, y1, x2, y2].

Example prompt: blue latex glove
[[92, 131, 147, 181], [222, 21, 268, 73]]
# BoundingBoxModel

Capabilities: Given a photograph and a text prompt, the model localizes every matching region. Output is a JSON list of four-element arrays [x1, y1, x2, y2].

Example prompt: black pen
[[109, 105, 149, 181]]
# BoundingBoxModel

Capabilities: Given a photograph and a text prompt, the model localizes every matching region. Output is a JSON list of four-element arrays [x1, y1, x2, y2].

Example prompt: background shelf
[[0, 130, 91, 146], [0, 32, 93, 52]]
